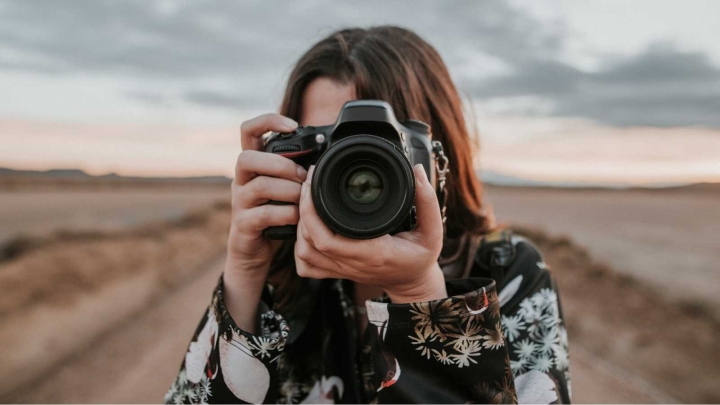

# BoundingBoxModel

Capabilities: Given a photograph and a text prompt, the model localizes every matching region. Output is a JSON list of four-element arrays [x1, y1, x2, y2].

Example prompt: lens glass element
[[345, 168, 383, 205]]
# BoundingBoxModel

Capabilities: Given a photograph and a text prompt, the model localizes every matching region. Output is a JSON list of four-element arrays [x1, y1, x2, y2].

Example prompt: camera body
[[263, 100, 437, 240]]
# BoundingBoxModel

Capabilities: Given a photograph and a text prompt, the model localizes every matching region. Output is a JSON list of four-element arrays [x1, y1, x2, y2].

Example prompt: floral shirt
[[165, 232, 571, 404]]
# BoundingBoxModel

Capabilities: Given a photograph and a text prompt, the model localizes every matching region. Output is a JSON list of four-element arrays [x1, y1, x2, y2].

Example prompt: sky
[[1, 0, 719, 185]]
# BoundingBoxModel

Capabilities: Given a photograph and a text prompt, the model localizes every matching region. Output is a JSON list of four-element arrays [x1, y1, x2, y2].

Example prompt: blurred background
[[1, 0, 719, 403]]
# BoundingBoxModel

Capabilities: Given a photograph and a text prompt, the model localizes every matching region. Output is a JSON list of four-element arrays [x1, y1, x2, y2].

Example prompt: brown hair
[[269, 26, 493, 311]]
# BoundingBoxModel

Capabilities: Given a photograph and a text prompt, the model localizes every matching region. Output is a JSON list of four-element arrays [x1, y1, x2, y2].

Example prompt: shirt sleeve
[[163, 275, 289, 404], [496, 236, 572, 404], [364, 277, 518, 404]]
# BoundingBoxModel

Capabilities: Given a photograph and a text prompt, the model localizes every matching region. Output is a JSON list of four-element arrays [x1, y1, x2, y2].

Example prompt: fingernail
[[282, 117, 298, 129], [415, 164, 428, 185], [297, 165, 307, 181]]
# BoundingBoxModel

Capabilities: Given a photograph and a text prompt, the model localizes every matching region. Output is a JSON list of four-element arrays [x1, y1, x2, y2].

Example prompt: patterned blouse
[[164, 231, 571, 404]]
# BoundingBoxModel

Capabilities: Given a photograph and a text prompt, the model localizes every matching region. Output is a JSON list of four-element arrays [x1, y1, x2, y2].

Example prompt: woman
[[165, 26, 571, 404]]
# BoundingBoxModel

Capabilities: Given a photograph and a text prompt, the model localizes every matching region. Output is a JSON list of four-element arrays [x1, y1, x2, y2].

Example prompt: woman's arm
[[364, 277, 517, 404], [164, 113, 305, 404], [164, 276, 289, 404], [495, 237, 572, 404], [361, 235, 571, 404]]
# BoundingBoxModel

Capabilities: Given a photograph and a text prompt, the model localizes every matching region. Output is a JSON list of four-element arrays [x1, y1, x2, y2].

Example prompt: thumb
[[411, 164, 443, 247]]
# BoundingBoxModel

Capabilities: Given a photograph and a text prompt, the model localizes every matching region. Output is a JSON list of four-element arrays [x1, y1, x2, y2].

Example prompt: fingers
[[235, 203, 299, 232], [237, 176, 302, 208], [294, 220, 341, 279], [298, 180, 338, 248], [298, 169, 388, 261], [240, 113, 297, 151], [409, 164, 444, 248], [235, 150, 307, 186]]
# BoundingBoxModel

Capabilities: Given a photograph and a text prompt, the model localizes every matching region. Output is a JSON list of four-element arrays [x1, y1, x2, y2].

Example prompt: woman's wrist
[[222, 254, 269, 334], [384, 262, 447, 304]]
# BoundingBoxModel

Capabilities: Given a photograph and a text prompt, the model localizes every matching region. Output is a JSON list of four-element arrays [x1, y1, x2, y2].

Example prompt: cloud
[[183, 90, 249, 109], [0, 0, 718, 127], [471, 42, 720, 127]]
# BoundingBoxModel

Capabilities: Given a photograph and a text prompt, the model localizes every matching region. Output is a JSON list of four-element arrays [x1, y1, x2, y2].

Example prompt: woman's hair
[[269, 26, 493, 311]]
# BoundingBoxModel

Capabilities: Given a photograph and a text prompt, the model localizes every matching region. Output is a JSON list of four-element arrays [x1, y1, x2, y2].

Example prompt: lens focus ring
[[311, 134, 415, 239]]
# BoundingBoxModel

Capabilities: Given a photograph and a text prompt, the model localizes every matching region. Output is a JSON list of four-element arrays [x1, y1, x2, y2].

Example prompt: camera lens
[[311, 135, 415, 239], [345, 168, 383, 205]]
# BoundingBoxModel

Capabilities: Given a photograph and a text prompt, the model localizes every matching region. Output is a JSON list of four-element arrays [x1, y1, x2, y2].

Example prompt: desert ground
[[486, 185, 720, 317], [0, 181, 718, 403]]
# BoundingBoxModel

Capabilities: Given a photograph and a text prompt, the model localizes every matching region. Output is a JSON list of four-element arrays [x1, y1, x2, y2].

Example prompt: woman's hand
[[224, 113, 306, 333], [295, 164, 447, 304], [227, 113, 307, 277]]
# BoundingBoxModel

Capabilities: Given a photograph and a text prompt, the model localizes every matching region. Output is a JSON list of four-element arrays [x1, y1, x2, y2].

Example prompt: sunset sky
[[1, 0, 719, 185]]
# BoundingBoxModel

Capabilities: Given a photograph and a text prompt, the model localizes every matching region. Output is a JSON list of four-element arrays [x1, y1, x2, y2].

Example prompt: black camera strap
[[432, 141, 450, 235]]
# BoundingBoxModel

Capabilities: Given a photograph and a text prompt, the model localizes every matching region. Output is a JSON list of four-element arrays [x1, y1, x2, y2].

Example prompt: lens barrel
[[311, 135, 415, 239]]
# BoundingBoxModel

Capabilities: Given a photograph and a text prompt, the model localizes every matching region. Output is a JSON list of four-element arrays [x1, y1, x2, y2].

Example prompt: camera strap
[[432, 141, 450, 234]]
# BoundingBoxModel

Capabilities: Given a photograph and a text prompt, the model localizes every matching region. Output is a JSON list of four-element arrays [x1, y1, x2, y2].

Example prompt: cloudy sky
[[1, 0, 719, 184]]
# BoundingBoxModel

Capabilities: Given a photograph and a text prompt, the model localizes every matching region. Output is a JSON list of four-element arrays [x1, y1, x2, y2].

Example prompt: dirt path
[[0, 188, 228, 245], [4, 256, 677, 404], [2, 258, 224, 403]]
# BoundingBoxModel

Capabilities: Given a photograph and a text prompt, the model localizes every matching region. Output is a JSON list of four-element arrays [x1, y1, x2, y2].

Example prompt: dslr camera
[[263, 100, 444, 240]]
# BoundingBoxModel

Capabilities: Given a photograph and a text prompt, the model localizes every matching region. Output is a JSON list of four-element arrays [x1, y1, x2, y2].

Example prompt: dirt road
[[4, 256, 677, 404], [0, 188, 228, 245]]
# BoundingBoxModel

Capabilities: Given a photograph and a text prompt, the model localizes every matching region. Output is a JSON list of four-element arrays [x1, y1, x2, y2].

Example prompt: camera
[[263, 100, 439, 240]]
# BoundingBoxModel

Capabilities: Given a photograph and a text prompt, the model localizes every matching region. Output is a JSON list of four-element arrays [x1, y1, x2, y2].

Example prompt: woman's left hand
[[295, 164, 447, 304]]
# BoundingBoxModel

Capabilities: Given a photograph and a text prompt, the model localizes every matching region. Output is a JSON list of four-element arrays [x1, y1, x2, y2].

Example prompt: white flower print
[[197, 376, 212, 403], [165, 373, 180, 403], [524, 309, 546, 337], [553, 343, 570, 371], [539, 311, 560, 333], [185, 387, 198, 402], [507, 287, 569, 382], [501, 314, 526, 342], [510, 357, 528, 375], [517, 298, 541, 322], [531, 288, 557, 311], [248, 336, 276, 360], [559, 325, 569, 347], [165, 368, 212, 405], [530, 353, 553, 373], [513, 338, 538, 360], [536, 328, 559, 355], [172, 391, 185, 405]]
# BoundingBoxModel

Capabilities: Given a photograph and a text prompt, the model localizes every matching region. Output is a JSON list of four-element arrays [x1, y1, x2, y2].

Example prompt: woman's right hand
[[222, 113, 305, 334], [227, 113, 307, 278]]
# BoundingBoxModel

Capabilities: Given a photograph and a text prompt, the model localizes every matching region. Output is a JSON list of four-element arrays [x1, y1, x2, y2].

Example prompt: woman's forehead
[[299, 77, 356, 127]]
